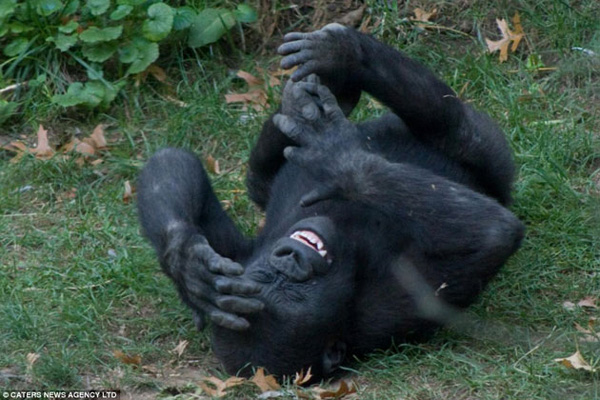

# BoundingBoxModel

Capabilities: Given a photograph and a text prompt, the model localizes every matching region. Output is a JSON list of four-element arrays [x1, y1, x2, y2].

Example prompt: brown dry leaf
[[577, 296, 598, 309], [237, 70, 263, 87], [574, 322, 600, 342], [26, 353, 40, 372], [225, 90, 268, 111], [411, 7, 437, 28], [122, 180, 134, 204], [318, 380, 357, 399], [294, 367, 313, 385], [225, 70, 278, 111], [87, 124, 108, 150], [147, 64, 168, 83], [113, 350, 142, 367], [554, 350, 596, 372], [171, 340, 189, 358], [4, 141, 27, 163], [31, 125, 55, 159], [205, 154, 221, 174], [199, 376, 245, 398], [336, 4, 366, 27], [251, 367, 281, 393], [485, 13, 525, 62]]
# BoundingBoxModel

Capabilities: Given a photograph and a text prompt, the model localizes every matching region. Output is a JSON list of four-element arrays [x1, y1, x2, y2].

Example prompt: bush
[[0, 0, 256, 113]]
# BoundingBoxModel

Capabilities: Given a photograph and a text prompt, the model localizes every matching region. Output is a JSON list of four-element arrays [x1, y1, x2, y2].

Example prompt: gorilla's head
[[211, 216, 355, 379]]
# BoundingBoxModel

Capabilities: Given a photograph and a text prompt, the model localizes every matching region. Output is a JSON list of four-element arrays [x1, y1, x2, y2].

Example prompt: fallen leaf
[[171, 340, 189, 358], [251, 368, 281, 393], [554, 350, 596, 372], [199, 376, 245, 398], [563, 301, 576, 311], [485, 13, 525, 62], [577, 296, 598, 309], [225, 90, 268, 111], [113, 350, 142, 366], [205, 154, 221, 174], [26, 353, 40, 372], [237, 70, 263, 87], [87, 124, 108, 150], [318, 380, 357, 399], [336, 4, 366, 27], [294, 367, 313, 385], [147, 64, 168, 83], [122, 180, 134, 204], [411, 7, 437, 29]]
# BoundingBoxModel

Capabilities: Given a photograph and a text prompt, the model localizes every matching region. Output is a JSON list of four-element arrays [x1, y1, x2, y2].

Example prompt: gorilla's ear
[[322, 340, 346, 374]]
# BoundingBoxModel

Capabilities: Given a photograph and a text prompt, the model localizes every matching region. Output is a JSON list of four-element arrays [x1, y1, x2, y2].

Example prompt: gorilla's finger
[[283, 146, 315, 166], [282, 32, 308, 42], [214, 278, 262, 295], [278, 40, 308, 55], [273, 115, 313, 145], [209, 310, 250, 331], [291, 60, 320, 82], [300, 186, 340, 207], [304, 74, 321, 84], [216, 296, 265, 314], [280, 49, 314, 70]]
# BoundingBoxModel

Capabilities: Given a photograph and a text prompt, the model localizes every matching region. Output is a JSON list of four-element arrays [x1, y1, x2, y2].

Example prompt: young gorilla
[[137, 24, 524, 379]]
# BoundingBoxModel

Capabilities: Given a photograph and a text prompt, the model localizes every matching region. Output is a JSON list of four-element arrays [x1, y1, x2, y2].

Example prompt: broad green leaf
[[116, 0, 143, 5], [0, 24, 9, 37], [142, 2, 173, 42], [118, 41, 138, 63], [100, 80, 125, 106], [36, 0, 63, 16], [79, 25, 123, 43], [110, 4, 132, 20], [188, 8, 236, 48], [234, 4, 257, 23], [0, 0, 17, 19], [87, 0, 109, 16], [10, 22, 34, 34], [59, 20, 79, 33], [63, 0, 79, 15], [125, 38, 158, 74], [54, 33, 78, 51], [83, 42, 117, 62], [173, 6, 196, 31], [52, 81, 104, 107], [86, 64, 104, 80], [3, 37, 29, 56]]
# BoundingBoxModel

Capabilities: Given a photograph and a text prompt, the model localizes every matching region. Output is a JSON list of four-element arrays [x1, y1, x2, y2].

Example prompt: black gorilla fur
[[137, 24, 524, 379]]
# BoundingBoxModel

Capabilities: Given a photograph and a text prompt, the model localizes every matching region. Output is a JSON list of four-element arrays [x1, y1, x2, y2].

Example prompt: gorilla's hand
[[274, 80, 365, 206], [163, 225, 264, 331], [278, 24, 363, 115]]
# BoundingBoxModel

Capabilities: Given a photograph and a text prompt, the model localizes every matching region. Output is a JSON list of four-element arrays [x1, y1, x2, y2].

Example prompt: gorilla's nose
[[269, 239, 314, 282]]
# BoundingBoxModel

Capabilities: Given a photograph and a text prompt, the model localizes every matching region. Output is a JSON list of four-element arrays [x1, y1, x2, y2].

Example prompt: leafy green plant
[[0, 0, 257, 112]]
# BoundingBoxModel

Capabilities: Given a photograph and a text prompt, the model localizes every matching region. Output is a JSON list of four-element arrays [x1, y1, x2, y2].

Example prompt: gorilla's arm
[[274, 81, 524, 262], [137, 148, 263, 331], [279, 24, 515, 205]]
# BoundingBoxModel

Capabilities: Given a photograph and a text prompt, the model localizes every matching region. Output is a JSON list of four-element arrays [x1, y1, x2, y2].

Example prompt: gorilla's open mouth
[[290, 230, 328, 258]]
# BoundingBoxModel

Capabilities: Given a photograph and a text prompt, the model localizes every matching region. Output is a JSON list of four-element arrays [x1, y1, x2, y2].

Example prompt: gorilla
[[137, 24, 524, 380]]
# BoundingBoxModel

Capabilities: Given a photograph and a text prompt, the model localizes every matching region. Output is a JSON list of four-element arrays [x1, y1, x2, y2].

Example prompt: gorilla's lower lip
[[290, 230, 328, 258]]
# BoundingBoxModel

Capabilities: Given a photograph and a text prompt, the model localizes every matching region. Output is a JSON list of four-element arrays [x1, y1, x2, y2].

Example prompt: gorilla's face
[[212, 216, 355, 378]]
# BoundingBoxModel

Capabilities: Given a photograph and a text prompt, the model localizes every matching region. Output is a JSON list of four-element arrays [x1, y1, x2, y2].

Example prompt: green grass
[[1, 0, 599, 398]]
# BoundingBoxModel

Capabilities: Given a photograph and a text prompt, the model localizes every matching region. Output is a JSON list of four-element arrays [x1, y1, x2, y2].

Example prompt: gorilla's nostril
[[269, 244, 313, 282]]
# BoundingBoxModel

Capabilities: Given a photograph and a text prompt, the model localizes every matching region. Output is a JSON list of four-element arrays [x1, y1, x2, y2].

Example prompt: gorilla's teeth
[[290, 230, 327, 258]]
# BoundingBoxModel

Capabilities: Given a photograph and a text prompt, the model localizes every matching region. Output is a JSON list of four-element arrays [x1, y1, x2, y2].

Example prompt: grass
[[1, 0, 599, 398]]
